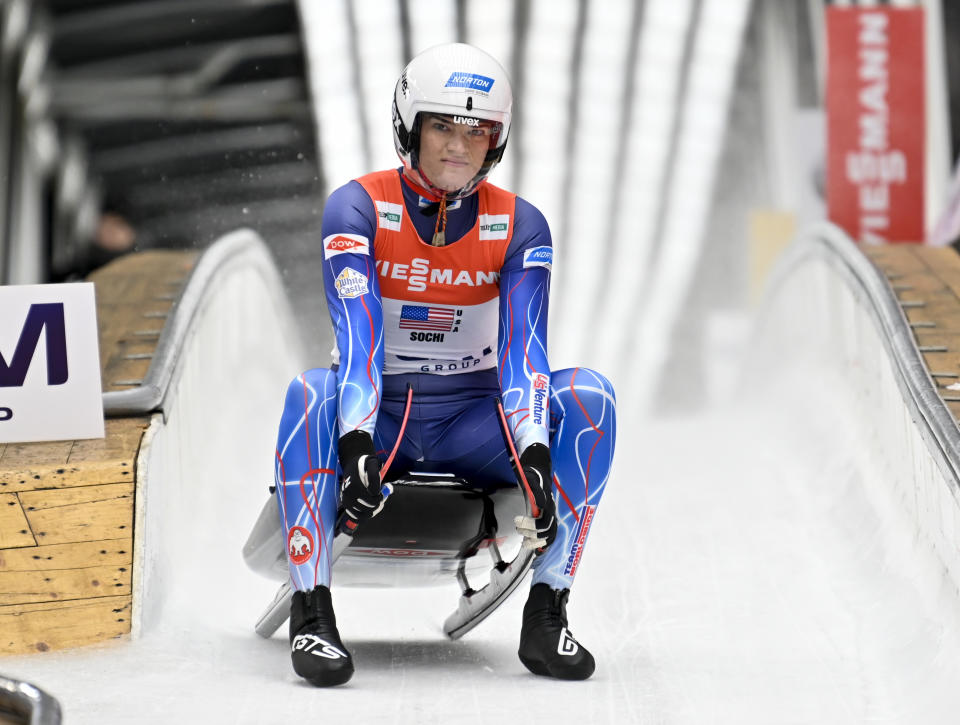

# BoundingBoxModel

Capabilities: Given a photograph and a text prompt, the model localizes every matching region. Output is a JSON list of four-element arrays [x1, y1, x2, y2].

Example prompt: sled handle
[[336, 383, 413, 535], [493, 398, 541, 518]]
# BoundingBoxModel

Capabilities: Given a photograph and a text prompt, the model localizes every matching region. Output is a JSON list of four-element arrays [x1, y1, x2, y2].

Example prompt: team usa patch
[[399, 304, 457, 332], [375, 200, 403, 231], [523, 246, 553, 270], [335, 267, 369, 298], [287, 526, 315, 566], [323, 233, 369, 259], [563, 505, 596, 576]]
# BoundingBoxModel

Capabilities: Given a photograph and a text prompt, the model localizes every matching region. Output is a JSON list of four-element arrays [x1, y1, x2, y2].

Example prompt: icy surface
[[5, 377, 960, 724]]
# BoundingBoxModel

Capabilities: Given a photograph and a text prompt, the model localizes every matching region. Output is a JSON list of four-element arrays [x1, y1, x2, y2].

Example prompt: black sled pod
[[243, 472, 532, 639]]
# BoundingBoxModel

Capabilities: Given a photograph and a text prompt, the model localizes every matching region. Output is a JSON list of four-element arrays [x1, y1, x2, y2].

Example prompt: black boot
[[518, 583, 595, 680], [289, 586, 354, 687]]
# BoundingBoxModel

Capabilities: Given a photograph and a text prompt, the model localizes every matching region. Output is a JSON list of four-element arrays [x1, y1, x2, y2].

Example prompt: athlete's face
[[416, 114, 494, 192]]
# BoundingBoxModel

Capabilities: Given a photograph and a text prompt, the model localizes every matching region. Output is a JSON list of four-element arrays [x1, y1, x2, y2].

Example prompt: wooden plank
[[103, 357, 152, 391], [902, 297, 960, 325], [19, 483, 133, 546], [907, 308, 960, 333], [0, 494, 35, 548], [916, 353, 960, 377], [0, 250, 201, 655], [0, 539, 131, 572], [863, 244, 929, 276], [913, 247, 960, 302], [0, 417, 149, 494], [66, 417, 149, 465], [911, 331, 960, 349], [0, 565, 131, 606], [0, 441, 74, 481], [880, 269, 951, 296], [0, 595, 131, 654], [88, 250, 195, 384]]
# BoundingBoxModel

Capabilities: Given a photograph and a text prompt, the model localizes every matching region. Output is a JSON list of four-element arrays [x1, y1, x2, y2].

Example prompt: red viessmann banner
[[827, 7, 925, 243]]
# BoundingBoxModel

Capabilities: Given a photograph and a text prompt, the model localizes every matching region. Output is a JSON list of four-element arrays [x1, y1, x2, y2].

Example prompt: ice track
[[4, 388, 960, 724], [5, 229, 960, 723]]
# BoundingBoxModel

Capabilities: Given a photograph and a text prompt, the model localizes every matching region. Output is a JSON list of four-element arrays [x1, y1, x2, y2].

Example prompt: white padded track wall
[[749, 225, 960, 607], [132, 231, 307, 635]]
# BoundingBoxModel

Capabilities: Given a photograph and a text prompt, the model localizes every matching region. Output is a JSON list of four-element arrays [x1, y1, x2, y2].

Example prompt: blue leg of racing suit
[[369, 367, 617, 592], [273, 366, 617, 593], [531, 367, 617, 590], [273, 368, 340, 592]]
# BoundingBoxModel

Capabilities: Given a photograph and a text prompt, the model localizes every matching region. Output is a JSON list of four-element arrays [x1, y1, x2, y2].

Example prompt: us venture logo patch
[[530, 372, 549, 426]]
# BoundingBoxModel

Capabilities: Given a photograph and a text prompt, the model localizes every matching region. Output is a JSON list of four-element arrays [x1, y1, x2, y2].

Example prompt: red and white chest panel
[[357, 171, 515, 375]]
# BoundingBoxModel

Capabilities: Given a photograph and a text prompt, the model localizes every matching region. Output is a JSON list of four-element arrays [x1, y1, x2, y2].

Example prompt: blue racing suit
[[274, 169, 616, 592]]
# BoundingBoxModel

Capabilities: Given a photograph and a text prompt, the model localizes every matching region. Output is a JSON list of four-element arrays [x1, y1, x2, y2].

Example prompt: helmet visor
[[420, 113, 504, 151]]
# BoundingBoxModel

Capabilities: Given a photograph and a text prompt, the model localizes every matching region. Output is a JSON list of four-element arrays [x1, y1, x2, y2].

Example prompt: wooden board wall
[[0, 250, 196, 655], [863, 244, 960, 423]]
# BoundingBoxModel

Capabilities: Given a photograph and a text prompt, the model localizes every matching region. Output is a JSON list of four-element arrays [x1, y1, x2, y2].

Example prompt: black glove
[[513, 443, 557, 554], [337, 430, 383, 532]]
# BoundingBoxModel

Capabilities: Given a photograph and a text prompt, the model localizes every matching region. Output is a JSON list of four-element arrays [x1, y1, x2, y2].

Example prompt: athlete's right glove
[[514, 443, 557, 554], [337, 430, 384, 533]]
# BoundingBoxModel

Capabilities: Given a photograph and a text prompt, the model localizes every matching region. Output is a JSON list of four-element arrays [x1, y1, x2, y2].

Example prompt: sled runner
[[243, 472, 534, 639]]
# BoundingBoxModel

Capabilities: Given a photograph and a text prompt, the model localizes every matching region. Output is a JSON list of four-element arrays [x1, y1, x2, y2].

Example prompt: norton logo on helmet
[[444, 72, 495, 94]]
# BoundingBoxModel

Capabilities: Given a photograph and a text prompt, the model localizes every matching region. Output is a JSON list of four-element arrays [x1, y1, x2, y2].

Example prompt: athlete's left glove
[[514, 443, 557, 554], [338, 430, 384, 533]]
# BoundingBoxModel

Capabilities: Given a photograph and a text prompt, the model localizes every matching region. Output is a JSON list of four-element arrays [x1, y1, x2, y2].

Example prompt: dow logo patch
[[323, 233, 369, 259], [287, 526, 314, 566]]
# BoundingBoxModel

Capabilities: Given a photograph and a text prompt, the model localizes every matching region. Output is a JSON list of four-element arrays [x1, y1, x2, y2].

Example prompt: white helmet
[[393, 43, 513, 199]]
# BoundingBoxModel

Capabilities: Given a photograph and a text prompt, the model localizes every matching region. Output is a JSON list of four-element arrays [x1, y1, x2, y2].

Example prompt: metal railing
[[768, 221, 960, 492], [0, 674, 61, 725]]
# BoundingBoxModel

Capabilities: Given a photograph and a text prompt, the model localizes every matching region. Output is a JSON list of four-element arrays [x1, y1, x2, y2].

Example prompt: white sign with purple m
[[0, 283, 104, 443]]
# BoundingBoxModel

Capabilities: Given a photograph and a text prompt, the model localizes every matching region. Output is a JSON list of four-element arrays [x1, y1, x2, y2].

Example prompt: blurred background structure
[[0, 0, 957, 414]]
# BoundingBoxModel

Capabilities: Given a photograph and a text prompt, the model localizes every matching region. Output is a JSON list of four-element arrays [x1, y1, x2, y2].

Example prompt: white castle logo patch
[[335, 267, 369, 298]]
